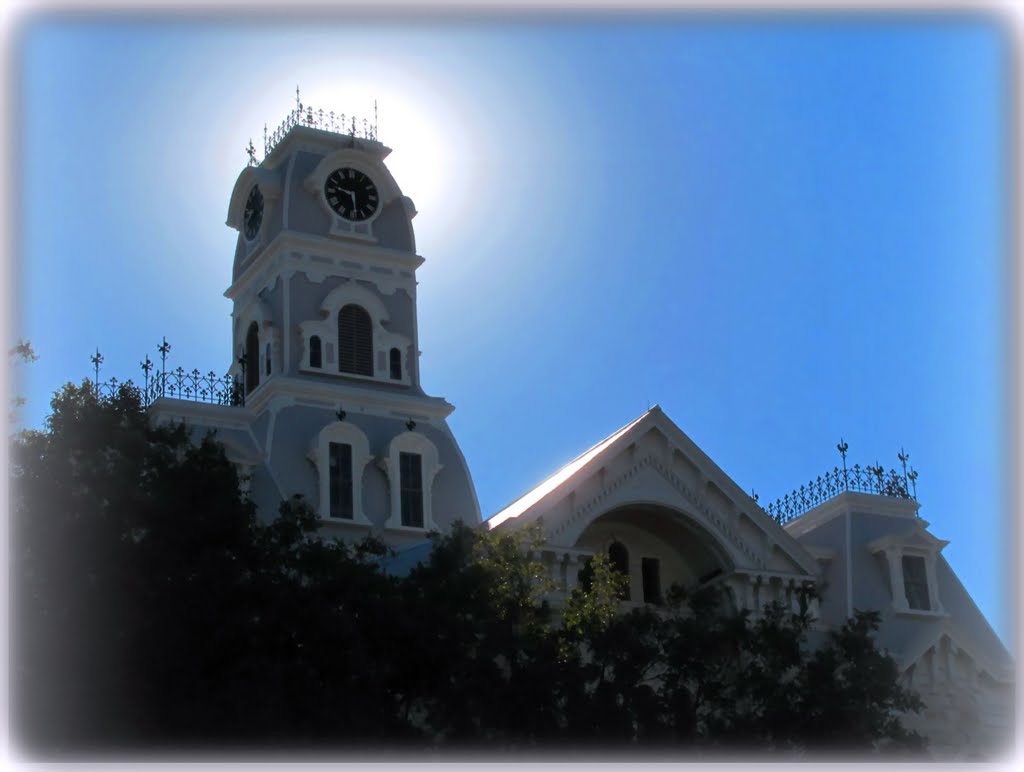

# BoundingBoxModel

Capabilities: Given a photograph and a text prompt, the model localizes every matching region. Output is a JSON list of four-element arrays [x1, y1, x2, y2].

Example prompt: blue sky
[[9, 12, 1013, 644]]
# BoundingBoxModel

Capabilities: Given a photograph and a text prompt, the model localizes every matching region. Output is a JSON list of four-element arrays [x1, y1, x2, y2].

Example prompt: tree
[[7, 339, 38, 425], [12, 381, 263, 750], [10, 381, 928, 758], [549, 581, 927, 756], [10, 382, 412, 753]]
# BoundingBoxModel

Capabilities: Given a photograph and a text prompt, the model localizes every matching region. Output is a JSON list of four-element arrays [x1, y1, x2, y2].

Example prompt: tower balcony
[[253, 89, 380, 167]]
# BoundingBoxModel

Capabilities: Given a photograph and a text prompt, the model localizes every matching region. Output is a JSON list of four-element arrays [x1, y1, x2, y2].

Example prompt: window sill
[[383, 522, 432, 534], [892, 606, 948, 620], [320, 516, 373, 528], [298, 364, 410, 388]]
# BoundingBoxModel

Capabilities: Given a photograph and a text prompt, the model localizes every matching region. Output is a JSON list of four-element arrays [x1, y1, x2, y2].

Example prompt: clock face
[[324, 168, 379, 222], [243, 185, 264, 240]]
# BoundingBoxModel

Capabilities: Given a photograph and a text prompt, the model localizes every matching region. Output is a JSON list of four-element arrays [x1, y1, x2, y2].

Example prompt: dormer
[[868, 523, 950, 617]]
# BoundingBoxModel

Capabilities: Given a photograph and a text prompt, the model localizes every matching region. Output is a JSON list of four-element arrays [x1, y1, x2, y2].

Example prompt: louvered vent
[[338, 304, 373, 376]]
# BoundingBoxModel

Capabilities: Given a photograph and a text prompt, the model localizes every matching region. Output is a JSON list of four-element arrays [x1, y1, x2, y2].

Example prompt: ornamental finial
[[245, 138, 256, 166], [91, 348, 104, 386]]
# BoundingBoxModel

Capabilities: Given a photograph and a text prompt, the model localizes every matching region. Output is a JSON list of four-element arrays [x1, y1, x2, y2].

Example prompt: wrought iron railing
[[756, 440, 919, 526], [255, 88, 378, 164], [90, 338, 244, 408]]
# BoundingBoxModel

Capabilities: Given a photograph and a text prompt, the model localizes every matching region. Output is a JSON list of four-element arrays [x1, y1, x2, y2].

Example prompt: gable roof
[[487, 406, 820, 578]]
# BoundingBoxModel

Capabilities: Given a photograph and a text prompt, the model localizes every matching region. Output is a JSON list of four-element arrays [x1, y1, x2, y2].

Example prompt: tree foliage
[[7, 339, 38, 424], [10, 382, 927, 758]]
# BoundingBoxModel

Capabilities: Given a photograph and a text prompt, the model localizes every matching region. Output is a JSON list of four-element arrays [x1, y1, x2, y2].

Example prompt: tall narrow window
[[577, 557, 594, 593], [338, 304, 373, 376], [329, 442, 353, 519], [389, 347, 402, 380], [642, 557, 662, 605], [399, 451, 424, 528], [265, 343, 272, 376], [902, 555, 930, 610], [309, 336, 322, 368], [245, 322, 260, 394], [608, 541, 631, 600]]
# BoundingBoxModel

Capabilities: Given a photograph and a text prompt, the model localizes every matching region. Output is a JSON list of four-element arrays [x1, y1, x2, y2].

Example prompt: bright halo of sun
[[294, 76, 472, 246]]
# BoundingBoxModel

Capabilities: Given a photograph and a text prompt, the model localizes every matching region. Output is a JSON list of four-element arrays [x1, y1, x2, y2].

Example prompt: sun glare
[[292, 74, 475, 251]]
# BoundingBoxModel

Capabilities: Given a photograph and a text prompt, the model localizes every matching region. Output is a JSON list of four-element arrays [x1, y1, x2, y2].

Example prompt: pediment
[[868, 525, 949, 555], [488, 407, 819, 577], [900, 629, 1014, 685]]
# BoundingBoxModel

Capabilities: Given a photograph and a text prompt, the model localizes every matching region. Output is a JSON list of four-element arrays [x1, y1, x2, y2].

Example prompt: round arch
[[572, 503, 737, 600]]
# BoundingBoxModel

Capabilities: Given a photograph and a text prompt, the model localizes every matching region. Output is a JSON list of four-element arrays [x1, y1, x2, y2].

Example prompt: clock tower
[[161, 95, 482, 543]]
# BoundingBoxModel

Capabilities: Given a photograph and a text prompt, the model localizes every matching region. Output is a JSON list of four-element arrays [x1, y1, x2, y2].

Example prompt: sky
[[6, 10, 1015, 645]]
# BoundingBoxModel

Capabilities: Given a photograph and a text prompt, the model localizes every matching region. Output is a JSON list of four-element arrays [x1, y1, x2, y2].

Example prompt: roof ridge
[[486, 407, 657, 528]]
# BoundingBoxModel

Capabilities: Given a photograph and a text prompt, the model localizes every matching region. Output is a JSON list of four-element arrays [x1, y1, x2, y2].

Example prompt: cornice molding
[[783, 490, 922, 538], [148, 397, 255, 430], [228, 231, 422, 301], [243, 374, 454, 421]]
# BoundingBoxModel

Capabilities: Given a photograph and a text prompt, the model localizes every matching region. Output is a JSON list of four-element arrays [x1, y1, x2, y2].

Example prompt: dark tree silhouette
[[9, 381, 927, 759]]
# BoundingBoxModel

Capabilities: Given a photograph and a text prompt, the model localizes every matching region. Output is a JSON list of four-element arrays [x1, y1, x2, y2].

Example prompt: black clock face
[[243, 185, 264, 240], [324, 168, 379, 222]]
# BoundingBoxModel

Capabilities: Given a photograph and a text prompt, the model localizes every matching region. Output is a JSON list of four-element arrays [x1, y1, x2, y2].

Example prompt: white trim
[[488, 407, 820, 579], [870, 535, 946, 615], [227, 167, 283, 270], [148, 397, 254, 429], [281, 150, 296, 230], [230, 291, 281, 392], [240, 374, 454, 420], [846, 510, 852, 618], [283, 272, 291, 375], [309, 421, 373, 525], [783, 490, 921, 538], [304, 148, 400, 241], [898, 628, 1013, 685], [264, 403, 279, 470], [297, 280, 412, 386], [225, 231, 422, 302], [226, 166, 282, 233], [380, 431, 442, 531]]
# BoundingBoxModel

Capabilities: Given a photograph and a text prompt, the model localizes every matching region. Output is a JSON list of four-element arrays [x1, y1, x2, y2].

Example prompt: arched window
[[265, 343, 271, 376], [608, 541, 631, 600], [338, 304, 373, 376], [384, 432, 441, 530], [309, 335, 322, 368], [245, 321, 260, 394], [389, 347, 402, 380]]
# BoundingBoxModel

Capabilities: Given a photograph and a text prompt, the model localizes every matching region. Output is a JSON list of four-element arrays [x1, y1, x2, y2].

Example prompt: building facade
[[485, 405, 1014, 759], [147, 104, 1012, 759]]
